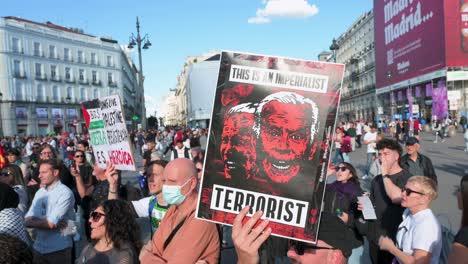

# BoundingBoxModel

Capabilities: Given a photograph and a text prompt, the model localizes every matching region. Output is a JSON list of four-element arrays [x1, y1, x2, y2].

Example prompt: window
[[107, 56, 113, 67], [67, 87, 74, 99], [78, 50, 83, 63], [92, 70, 98, 82], [64, 48, 70, 61], [80, 87, 87, 101], [79, 69, 85, 81], [50, 65, 57, 79], [37, 84, 45, 101], [91, 53, 97, 65], [65, 67, 71, 80], [34, 42, 41, 56], [16, 82, 24, 100], [94, 88, 99, 98], [49, 45, 56, 58], [35, 63, 42, 78], [13, 60, 21, 77], [12, 37, 20, 53], [52, 86, 60, 102], [108, 72, 113, 84]]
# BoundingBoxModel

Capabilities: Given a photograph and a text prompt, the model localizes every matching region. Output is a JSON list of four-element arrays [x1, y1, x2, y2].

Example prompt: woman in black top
[[77, 199, 141, 264], [448, 174, 468, 263]]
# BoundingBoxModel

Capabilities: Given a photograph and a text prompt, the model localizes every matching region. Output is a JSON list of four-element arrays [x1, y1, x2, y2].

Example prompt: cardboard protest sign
[[196, 51, 344, 243], [81, 94, 136, 171]]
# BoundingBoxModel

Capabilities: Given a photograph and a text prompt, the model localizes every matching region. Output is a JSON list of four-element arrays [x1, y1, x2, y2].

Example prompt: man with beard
[[220, 103, 257, 184], [253, 91, 319, 198]]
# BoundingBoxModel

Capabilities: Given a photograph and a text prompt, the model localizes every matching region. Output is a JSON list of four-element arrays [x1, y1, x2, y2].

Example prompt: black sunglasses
[[90, 211, 106, 222], [402, 187, 425, 196], [288, 240, 335, 255], [335, 166, 348, 172], [74, 155, 84, 158]]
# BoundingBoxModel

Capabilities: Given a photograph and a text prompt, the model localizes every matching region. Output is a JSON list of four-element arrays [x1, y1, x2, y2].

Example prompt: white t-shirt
[[363, 131, 378, 153], [396, 208, 442, 264]]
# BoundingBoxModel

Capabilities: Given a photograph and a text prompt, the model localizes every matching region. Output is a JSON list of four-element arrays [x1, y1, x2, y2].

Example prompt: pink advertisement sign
[[444, 0, 468, 67], [374, 0, 446, 89]]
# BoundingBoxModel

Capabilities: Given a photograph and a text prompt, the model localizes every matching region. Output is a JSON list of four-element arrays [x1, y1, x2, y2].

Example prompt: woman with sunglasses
[[70, 150, 93, 192], [379, 176, 442, 264], [448, 174, 468, 263], [0, 164, 29, 214], [77, 199, 141, 264]]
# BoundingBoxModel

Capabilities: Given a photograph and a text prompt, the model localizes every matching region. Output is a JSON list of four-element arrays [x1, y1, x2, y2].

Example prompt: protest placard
[[196, 51, 345, 243], [81, 94, 136, 171]]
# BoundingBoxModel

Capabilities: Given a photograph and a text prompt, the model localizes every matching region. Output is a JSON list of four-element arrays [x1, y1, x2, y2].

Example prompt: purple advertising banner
[[397, 90, 403, 101], [407, 88, 413, 117], [415, 86, 421, 98], [432, 82, 448, 120], [426, 83, 433, 97], [374, 0, 446, 89]]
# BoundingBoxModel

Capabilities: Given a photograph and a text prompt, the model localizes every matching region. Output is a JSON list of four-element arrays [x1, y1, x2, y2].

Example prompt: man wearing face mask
[[140, 158, 220, 263]]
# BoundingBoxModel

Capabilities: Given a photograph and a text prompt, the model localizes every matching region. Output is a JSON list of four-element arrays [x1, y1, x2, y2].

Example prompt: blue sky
[[1, 0, 372, 117]]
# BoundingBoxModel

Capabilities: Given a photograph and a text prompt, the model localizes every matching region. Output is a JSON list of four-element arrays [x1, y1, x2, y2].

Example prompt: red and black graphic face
[[259, 101, 312, 183], [220, 112, 256, 179]]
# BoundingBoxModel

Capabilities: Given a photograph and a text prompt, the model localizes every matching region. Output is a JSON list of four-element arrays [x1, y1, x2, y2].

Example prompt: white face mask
[[162, 178, 192, 205]]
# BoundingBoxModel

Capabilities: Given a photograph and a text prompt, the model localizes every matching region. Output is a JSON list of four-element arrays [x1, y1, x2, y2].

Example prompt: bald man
[[140, 158, 220, 263]]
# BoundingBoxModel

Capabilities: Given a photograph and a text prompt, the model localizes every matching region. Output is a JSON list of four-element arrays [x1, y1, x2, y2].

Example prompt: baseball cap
[[406, 137, 419, 145]]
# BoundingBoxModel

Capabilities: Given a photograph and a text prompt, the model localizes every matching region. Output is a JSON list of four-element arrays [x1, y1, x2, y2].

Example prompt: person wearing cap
[[400, 137, 437, 183], [232, 207, 353, 264]]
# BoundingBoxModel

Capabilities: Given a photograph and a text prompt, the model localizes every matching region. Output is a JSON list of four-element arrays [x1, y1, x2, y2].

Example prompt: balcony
[[13, 73, 27, 79], [350, 71, 359, 82], [35, 74, 47, 81], [92, 80, 102, 86], [65, 77, 76, 84], [50, 76, 62, 82], [108, 81, 117, 87], [365, 62, 375, 71], [79, 79, 90, 85]]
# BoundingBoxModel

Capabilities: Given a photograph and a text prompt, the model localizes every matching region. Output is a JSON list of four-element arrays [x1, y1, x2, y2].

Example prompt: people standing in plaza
[[356, 138, 412, 264], [363, 125, 378, 179], [378, 176, 442, 263], [448, 174, 468, 263], [140, 158, 220, 263], [7, 148, 29, 182], [400, 137, 437, 183], [0, 164, 29, 214], [77, 140, 95, 166], [170, 138, 192, 160], [347, 122, 357, 151], [25, 159, 75, 264], [333, 127, 344, 166], [356, 120, 363, 148], [432, 120, 444, 143], [108, 160, 169, 237], [77, 199, 141, 264]]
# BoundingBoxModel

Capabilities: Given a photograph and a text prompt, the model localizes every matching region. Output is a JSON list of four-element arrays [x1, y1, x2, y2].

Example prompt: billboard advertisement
[[375, 0, 445, 89], [445, 0, 468, 67], [196, 51, 345, 243]]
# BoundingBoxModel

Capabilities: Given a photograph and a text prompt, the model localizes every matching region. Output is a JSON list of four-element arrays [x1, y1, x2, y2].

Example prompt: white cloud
[[248, 16, 271, 24], [248, 0, 319, 24]]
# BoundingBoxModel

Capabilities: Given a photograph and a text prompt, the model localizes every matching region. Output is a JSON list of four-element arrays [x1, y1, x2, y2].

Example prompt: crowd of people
[[0, 121, 466, 264]]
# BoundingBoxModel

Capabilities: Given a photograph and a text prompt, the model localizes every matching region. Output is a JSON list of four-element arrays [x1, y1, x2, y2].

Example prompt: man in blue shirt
[[25, 159, 75, 264]]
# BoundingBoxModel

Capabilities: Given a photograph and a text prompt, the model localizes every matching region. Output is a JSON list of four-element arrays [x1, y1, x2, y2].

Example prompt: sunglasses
[[90, 211, 106, 222], [75, 155, 84, 158], [402, 187, 425, 196], [0, 171, 11, 177], [335, 166, 348, 172], [288, 240, 335, 255]]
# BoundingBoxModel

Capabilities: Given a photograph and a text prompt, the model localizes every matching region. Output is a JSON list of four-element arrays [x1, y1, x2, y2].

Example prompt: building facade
[[333, 11, 376, 122], [162, 51, 218, 126], [0, 16, 140, 136]]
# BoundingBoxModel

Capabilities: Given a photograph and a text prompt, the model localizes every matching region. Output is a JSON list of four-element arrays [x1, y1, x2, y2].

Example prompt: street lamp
[[128, 16, 151, 129], [329, 38, 340, 63]]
